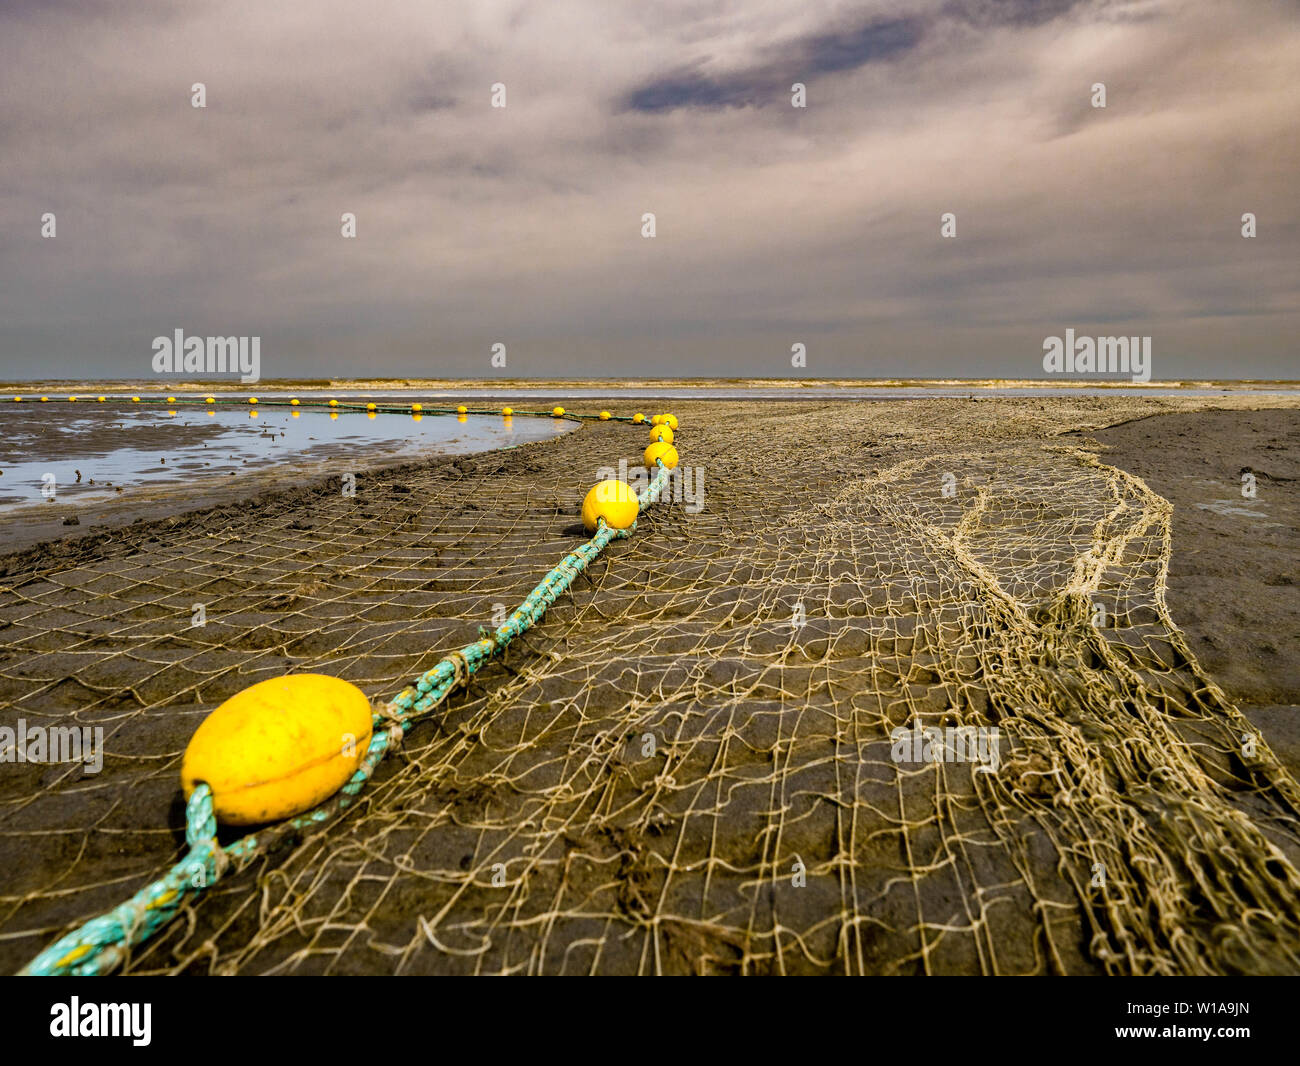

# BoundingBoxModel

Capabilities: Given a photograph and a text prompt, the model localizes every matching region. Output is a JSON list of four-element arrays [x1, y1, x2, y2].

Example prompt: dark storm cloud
[[622, 16, 925, 113], [942, 0, 1087, 29]]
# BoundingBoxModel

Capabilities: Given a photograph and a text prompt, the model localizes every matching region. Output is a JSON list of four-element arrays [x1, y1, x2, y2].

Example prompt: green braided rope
[[21, 460, 674, 976]]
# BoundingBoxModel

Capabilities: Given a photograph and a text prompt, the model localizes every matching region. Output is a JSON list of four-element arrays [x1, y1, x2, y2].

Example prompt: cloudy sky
[[1, 0, 1296, 381]]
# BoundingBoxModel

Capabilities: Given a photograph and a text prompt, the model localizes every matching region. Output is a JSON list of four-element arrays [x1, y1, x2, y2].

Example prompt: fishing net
[[2, 395, 1299, 975]]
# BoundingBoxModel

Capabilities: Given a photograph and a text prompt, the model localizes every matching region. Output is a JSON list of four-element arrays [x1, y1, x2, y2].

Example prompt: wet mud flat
[[1, 395, 1298, 975]]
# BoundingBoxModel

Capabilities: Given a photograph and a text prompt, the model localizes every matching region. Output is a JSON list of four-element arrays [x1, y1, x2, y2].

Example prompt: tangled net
[[2, 396, 1298, 975]]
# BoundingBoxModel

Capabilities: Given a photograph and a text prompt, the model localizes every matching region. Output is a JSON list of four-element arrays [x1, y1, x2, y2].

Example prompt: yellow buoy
[[412, 403, 422, 412], [651, 414, 664, 425], [502, 406, 513, 416], [130, 396, 139, 402], [328, 399, 339, 407], [181, 674, 373, 826], [68, 396, 76, 401], [552, 406, 565, 417], [206, 396, 215, 404], [366, 402, 376, 411], [633, 413, 645, 423], [649, 424, 673, 445], [456, 405, 467, 414], [165, 397, 174, 404], [599, 410, 611, 420], [12, 396, 20, 402], [97, 396, 106, 402], [41, 396, 49, 402], [664, 414, 678, 429], [290, 398, 300, 406], [581, 480, 639, 534], [248, 397, 258, 405], [645, 442, 679, 469]]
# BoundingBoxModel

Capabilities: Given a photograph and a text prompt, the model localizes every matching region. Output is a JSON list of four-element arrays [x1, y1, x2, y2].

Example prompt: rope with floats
[[21, 417, 683, 976], [1, 393, 662, 424]]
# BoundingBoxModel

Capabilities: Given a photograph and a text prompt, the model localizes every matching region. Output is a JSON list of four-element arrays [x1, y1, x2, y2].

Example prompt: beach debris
[[62, 515, 79, 525]]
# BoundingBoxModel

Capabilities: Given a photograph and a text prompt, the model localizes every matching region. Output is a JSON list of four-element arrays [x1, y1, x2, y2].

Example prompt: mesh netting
[[2, 396, 1299, 975]]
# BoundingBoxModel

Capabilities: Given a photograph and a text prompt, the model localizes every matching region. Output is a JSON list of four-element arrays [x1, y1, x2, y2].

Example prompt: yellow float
[[645, 442, 679, 469], [181, 674, 373, 826], [649, 424, 674, 445], [581, 480, 639, 534]]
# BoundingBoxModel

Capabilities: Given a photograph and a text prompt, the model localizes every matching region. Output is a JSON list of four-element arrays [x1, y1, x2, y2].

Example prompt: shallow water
[[0, 404, 573, 510]]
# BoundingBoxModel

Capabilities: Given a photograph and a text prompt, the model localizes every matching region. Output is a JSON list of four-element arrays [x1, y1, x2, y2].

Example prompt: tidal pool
[[0, 403, 574, 510]]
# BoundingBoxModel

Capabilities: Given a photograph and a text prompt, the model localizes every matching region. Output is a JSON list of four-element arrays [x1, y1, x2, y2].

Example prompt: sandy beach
[[2, 394, 1298, 975]]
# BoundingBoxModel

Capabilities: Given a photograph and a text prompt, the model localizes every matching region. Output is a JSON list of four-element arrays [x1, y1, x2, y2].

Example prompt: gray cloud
[[0, 0, 1296, 381]]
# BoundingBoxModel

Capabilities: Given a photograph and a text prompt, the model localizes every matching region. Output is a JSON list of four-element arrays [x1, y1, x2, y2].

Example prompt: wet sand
[[1085, 409, 1300, 781], [2, 395, 1298, 975]]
